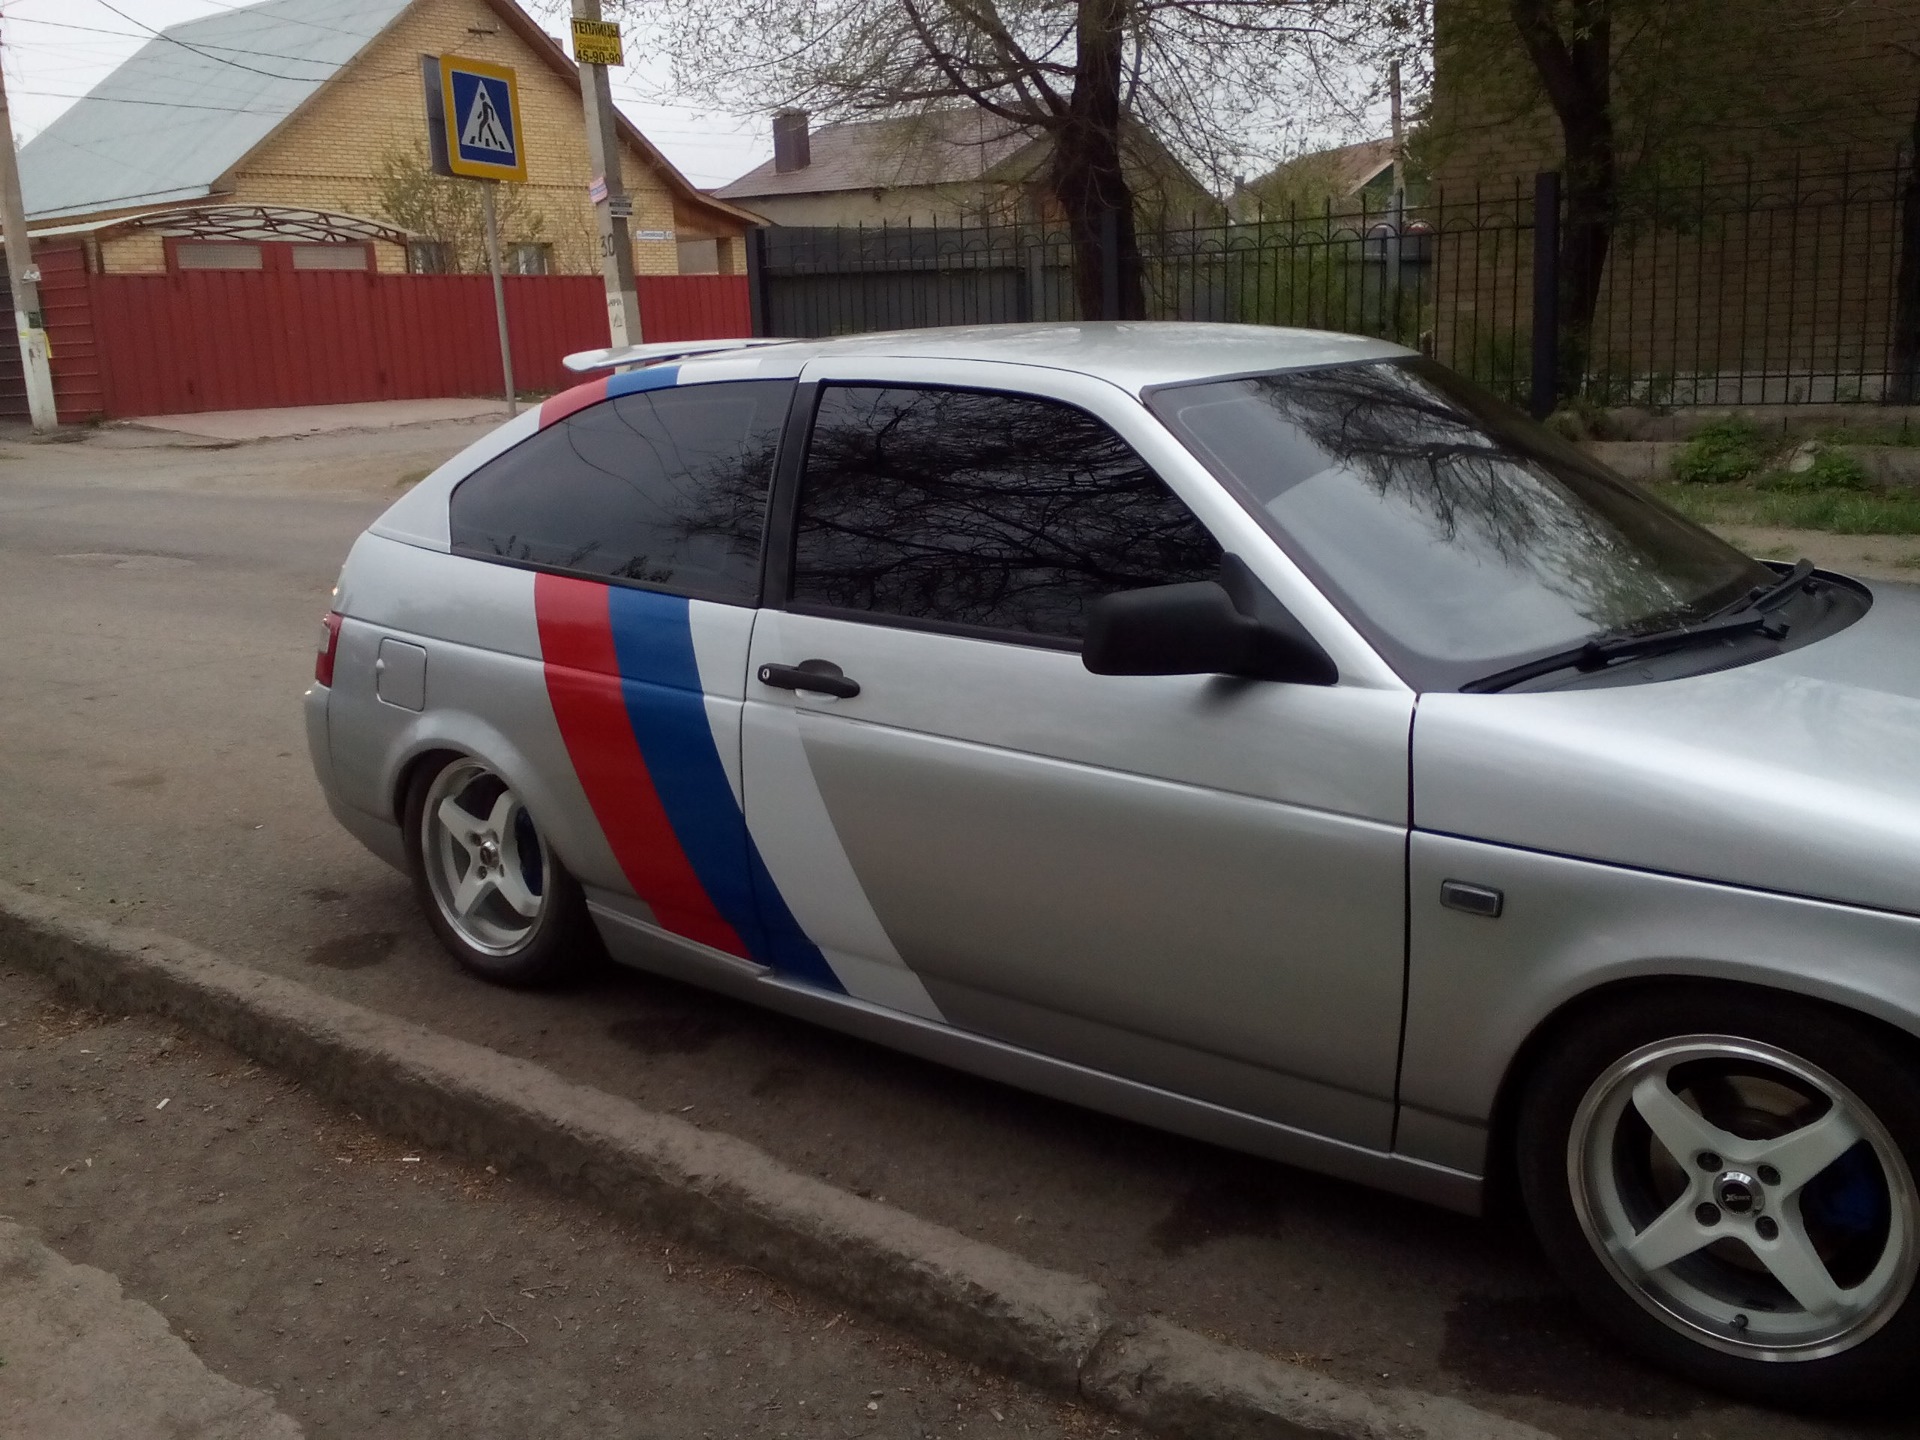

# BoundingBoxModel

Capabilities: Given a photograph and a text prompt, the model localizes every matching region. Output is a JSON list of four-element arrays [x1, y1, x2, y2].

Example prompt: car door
[[444, 370, 827, 975], [739, 359, 1414, 1148]]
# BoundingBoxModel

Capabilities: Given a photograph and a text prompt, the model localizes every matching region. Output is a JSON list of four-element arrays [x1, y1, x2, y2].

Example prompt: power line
[[167, 0, 397, 43], [92, 1, 356, 82], [5, 16, 342, 70], [10, 86, 284, 115]]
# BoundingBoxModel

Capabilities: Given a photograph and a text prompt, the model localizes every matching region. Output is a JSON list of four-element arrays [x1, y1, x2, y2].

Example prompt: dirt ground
[[0, 962, 1132, 1440], [1714, 525, 1920, 581]]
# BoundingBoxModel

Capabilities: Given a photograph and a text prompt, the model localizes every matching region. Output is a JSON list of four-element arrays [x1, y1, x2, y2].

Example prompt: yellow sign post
[[569, 19, 624, 67]]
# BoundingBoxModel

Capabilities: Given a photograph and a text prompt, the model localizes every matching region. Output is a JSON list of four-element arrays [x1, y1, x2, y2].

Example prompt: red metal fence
[[41, 252, 752, 421]]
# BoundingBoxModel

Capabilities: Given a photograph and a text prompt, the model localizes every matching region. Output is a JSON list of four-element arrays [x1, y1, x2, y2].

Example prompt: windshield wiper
[[1711, 557, 1817, 619], [1462, 559, 1815, 695]]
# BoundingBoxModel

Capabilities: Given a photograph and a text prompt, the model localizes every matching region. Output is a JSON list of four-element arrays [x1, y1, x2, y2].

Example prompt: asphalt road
[[0, 420, 1911, 1439]]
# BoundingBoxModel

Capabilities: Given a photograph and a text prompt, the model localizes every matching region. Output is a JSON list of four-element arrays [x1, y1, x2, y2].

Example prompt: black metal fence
[[745, 157, 1917, 410]]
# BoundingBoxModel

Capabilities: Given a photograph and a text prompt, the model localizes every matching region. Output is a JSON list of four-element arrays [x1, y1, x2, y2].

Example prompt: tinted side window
[[791, 386, 1220, 642], [450, 379, 792, 602]]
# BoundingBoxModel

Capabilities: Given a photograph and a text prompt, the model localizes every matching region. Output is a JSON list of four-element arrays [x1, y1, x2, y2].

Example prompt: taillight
[[316, 612, 344, 686]]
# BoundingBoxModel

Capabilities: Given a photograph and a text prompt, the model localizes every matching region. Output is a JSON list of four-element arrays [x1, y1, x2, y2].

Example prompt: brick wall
[[1416, 1, 1920, 402], [1425, 0, 1920, 190]]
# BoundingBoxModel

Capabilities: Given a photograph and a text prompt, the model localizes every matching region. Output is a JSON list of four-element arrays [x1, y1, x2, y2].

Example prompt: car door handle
[[757, 659, 860, 699]]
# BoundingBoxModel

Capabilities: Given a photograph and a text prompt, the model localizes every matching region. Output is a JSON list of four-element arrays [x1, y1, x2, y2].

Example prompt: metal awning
[[23, 205, 414, 247]]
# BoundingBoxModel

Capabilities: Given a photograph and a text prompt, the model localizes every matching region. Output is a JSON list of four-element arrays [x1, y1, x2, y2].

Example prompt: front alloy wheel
[[1520, 990, 1920, 1407], [1572, 1038, 1916, 1359]]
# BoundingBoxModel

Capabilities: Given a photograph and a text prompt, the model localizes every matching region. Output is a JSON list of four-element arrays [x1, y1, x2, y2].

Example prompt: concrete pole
[[1385, 60, 1406, 330], [1389, 60, 1406, 201], [572, 0, 641, 346], [481, 182, 516, 416], [0, 45, 56, 433]]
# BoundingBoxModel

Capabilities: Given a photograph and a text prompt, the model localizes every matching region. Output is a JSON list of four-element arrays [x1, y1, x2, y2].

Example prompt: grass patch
[[1812, 420, 1920, 447], [1756, 447, 1871, 494], [1652, 482, 1920, 535], [1670, 418, 1771, 485]]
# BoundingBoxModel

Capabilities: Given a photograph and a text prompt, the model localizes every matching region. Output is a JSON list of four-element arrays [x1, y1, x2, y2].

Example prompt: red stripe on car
[[538, 376, 610, 429], [532, 571, 750, 958]]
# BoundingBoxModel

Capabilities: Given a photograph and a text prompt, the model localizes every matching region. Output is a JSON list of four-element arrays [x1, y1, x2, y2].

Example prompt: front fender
[[1397, 831, 1920, 1176]]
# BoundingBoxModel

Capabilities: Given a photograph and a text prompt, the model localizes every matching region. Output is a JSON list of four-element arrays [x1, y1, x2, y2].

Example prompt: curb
[[0, 882, 1553, 1440]]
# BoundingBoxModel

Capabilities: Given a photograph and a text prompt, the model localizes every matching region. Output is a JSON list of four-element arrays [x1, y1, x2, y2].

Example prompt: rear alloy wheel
[[1519, 991, 1920, 1407], [404, 755, 593, 987]]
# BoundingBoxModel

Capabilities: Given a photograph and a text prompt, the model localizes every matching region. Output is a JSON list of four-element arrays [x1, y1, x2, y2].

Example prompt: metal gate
[[0, 259, 27, 420]]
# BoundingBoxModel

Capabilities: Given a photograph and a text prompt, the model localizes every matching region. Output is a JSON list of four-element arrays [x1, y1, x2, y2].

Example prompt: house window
[[291, 244, 369, 271], [676, 237, 720, 275], [175, 242, 263, 270], [506, 243, 551, 275], [408, 240, 455, 274]]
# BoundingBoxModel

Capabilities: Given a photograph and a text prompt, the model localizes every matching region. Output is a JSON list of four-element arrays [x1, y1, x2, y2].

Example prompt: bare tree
[[617, 0, 1352, 319], [372, 142, 546, 273]]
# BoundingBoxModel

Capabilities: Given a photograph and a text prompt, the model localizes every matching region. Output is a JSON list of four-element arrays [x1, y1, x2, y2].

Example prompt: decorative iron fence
[[746, 158, 1918, 411]]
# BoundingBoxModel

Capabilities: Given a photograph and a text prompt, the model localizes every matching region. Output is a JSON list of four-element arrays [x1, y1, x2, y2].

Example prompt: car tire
[[1516, 986, 1920, 1408], [402, 753, 596, 988]]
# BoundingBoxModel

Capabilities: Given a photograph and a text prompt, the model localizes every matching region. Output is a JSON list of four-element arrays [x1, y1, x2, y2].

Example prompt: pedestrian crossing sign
[[437, 57, 526, 183]]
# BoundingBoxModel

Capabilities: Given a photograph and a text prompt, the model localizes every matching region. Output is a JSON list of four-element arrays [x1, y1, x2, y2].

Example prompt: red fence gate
[[39, 251, 752, 421]]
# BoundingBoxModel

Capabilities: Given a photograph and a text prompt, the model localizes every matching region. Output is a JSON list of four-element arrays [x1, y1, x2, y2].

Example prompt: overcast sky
[[0, 0, 773, 188]]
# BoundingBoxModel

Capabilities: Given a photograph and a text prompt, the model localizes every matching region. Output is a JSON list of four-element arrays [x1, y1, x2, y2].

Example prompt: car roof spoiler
[[561, 338, 792, 374]]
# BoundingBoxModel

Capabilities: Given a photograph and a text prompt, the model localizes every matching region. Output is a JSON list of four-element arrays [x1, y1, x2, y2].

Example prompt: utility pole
[[1385, 60, 1406, 325], [571, 0, 641, 347], [1389, 60, 1406, 201], [0, 35, 56, 433]]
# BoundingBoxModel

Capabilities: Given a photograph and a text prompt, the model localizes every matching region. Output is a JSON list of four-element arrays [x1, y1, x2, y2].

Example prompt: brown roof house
[[714, 108, 1217, 229], [16, 0, 758, 279], [1231, 138, 1402, 220]]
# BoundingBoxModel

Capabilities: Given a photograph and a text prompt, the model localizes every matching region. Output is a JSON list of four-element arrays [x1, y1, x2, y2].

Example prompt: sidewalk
[[0, 1222, 301, 1439], [120, 397, 514, 442]]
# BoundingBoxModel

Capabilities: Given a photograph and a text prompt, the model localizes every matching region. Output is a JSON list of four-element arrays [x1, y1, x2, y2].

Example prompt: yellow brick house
[[17, 0, 756, 280]]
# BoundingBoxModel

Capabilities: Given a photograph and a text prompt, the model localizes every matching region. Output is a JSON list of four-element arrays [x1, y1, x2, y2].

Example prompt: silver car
[[308, 323, 1920, 1406]]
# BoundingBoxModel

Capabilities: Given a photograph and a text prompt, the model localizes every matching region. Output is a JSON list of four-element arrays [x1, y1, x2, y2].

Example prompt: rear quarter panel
[[326, 532, 627, 895]]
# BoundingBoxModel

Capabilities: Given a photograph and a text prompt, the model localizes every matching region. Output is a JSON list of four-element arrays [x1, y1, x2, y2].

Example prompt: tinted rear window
[[451, 379, 792, 603]]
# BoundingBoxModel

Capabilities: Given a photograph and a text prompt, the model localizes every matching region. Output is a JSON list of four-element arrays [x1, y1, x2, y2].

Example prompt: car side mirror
[[1081, 555, 1337, 685]]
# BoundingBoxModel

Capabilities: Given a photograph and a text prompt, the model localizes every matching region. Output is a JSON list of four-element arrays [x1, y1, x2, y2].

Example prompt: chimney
[[773, 110, 811, 173]]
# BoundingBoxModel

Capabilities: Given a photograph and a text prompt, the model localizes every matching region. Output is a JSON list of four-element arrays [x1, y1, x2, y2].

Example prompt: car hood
[[1414, 580, 1920, 916]]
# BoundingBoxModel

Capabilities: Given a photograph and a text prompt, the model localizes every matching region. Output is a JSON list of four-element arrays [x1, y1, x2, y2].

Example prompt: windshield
[[1149, 359, 1771, 690]]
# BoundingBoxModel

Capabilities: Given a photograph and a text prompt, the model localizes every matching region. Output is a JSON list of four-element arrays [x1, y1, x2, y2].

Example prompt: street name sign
[[570, 19, 624, 66]]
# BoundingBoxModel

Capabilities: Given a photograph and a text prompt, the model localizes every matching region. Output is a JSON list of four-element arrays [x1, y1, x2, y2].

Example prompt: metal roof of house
[[713, 110, 1038, 201], [18, 0, 411, 221]]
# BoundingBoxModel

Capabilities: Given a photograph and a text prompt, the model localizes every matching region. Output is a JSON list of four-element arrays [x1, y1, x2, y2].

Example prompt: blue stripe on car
[[605, 364, 680, 398], [603, 586, 846, 993]]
